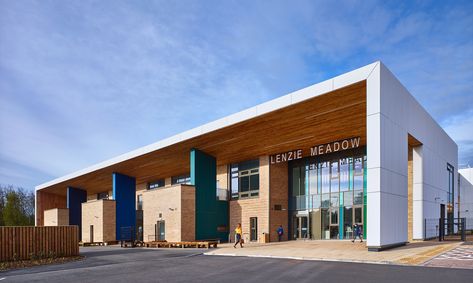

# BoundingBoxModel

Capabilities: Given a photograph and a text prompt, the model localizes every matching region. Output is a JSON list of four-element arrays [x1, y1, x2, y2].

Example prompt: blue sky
[[1, 0, 472, 190]]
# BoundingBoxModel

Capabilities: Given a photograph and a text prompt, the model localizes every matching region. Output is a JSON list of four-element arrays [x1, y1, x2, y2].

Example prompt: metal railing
[[424, 218, 469, 241]]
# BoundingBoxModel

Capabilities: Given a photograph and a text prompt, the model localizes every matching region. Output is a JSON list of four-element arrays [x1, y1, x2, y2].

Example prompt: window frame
[[230, 159, 260, 200], [97, 191, 109, 200], [147, 179, 165, 190], [171, 174, 191, 185]]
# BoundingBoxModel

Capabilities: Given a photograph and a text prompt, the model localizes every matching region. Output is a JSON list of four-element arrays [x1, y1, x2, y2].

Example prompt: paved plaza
[[423, 243, 473, 269], [204, 240, 463, 266]]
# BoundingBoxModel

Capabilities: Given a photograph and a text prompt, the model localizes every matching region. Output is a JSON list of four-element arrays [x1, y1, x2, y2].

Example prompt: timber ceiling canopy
[[39, 81, 367, 196]]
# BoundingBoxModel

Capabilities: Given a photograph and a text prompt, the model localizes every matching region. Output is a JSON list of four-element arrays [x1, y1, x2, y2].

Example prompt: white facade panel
[[459, 168, 473, 229], [366, 62, 458, 249]]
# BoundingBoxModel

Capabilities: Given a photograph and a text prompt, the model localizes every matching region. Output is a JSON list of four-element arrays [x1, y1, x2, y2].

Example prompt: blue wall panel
[[191, 148, 228, 241], [67, 187, 86, 241], [112, 172, 136, 240]]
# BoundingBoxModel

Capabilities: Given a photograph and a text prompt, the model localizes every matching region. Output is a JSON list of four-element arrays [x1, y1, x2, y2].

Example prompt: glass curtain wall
[[289, 148, 367, 240]]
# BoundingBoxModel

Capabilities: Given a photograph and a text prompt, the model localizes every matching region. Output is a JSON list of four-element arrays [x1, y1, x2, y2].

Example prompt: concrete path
[[204, 240, 462, 266]]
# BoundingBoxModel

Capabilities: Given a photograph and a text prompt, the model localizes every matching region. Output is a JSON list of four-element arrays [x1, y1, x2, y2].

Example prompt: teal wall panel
[[190, 148, 228, 241]]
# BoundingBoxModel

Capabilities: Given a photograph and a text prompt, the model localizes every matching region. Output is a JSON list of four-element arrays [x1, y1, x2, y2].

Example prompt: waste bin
[[261, 232, 270, 243]]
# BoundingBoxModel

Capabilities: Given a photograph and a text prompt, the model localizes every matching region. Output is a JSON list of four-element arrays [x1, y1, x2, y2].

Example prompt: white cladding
[[366, 63, 458, 248], [459, 168, 473, 229]]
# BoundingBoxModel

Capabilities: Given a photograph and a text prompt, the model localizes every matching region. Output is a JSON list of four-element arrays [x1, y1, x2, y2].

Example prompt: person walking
[[352, 224, 363, 243], [233, 223, 243, 248], [276, 225, 284, 242]]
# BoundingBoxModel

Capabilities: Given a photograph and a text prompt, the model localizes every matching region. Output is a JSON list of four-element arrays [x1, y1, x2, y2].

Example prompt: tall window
[[230, 159, 259, 199], [137, 194, 143, 210], [320, 161, 330, 194], [353, 157, 363, 190], [330, 160, 339, 193], [447, 163, 454, 233], [339, 158, 350, 192], [172, 174, 190, 185]]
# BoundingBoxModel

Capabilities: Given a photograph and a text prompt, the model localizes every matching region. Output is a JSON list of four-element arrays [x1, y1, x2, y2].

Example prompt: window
[[320, 162, 330, 194], [308, 164, 318, 195], [148, 179, 165, 190], [97, 192, 109, 200], [447, 163, 455, 234], [171, 174, 191, 185], [353, 157, 363, 190], [137, 195, 143, 210], [330, 160, 339, 193], [230, 159, 259, 199], [339, 158, 350, 192]]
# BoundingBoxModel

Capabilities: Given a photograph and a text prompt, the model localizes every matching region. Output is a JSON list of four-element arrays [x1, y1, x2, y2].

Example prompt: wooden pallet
[[79, 241, 118, 247], [145, 241, 218, 249]]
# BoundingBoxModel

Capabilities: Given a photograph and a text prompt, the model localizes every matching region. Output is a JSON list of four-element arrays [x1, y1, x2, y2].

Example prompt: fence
[[0, 226, 79, 262]]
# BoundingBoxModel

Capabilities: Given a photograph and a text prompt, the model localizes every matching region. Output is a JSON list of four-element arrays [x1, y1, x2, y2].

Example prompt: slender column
[[67, 187, 86, 240]]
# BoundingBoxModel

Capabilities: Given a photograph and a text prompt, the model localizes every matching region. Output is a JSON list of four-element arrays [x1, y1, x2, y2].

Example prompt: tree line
[[0, 185, 35, 226]]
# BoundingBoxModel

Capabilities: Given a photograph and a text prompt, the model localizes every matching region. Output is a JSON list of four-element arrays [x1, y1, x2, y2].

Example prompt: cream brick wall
[[142, 184, 195, 242], [81, 199, 116, 243], [229, 156, 270, 243], [44, 208, 69, 226]]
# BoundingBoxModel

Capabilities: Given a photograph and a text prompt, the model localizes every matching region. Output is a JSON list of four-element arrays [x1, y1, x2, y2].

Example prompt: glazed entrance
[[289, 148, 367, 240]]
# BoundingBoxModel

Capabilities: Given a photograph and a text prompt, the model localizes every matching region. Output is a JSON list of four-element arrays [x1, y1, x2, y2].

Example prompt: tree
[[0, 185, 35, 226]]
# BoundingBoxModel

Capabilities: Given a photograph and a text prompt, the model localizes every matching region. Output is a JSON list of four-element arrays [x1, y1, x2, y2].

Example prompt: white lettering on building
[[270, 137, 361, 164]]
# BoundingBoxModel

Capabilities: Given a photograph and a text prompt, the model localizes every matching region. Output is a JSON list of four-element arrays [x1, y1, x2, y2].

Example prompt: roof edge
[[36, 61, 379, 191]]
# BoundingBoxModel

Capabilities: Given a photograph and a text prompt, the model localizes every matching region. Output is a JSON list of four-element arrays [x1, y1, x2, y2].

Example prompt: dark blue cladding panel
[[112, 172, 136, 240], [67, 187, 86, 241]]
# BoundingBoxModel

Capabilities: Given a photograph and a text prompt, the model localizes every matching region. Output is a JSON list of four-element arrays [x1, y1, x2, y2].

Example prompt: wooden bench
[[144, 241, 218, 249]]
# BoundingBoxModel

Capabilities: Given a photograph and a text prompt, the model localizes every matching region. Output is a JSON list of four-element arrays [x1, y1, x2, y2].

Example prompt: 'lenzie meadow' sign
[[270, 137, 361, 164]]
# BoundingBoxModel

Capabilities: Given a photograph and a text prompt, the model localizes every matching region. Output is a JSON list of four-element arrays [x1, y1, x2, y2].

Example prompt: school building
[[35, 61, 462, 251]]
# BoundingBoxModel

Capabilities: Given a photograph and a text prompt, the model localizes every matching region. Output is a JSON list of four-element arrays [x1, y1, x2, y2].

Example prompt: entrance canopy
[[36, 68, 373, 197]]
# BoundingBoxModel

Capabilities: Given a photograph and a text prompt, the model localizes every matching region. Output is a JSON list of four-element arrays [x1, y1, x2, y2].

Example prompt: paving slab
[[204, 240, 462, 266], [423, 243, 473, 269]]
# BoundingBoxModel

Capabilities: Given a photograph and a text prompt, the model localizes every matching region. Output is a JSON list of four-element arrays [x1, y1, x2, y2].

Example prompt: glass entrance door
[[156, 220, 165, 241], [250, 217, 258, 241], [293, 215, 309, 239]]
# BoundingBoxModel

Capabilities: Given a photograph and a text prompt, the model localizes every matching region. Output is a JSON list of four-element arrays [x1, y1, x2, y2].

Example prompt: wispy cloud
[[0, 0, 472, 189]]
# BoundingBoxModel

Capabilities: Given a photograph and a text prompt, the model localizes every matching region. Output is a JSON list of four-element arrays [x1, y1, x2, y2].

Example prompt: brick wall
[[142, 184, 195, 242], [81, 199, 116, 243], [180, 185, 196, 241], [229, 156, 270, 243], [44, 208, 69, 226], [269, 162, 289, 242]]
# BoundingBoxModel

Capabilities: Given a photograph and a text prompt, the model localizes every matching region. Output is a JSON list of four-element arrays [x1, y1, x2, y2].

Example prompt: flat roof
[[36, 61, 380, 190]]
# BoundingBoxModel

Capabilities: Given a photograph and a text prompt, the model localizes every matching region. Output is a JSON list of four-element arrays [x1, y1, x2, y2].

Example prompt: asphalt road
[[1, 246, 472, 283]]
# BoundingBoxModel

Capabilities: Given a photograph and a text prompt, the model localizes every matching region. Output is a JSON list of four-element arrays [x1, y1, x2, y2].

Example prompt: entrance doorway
[[250, 217, 258, 241], [156, 220, 165, 241], [90, 225, 94, 243], [292, 215, 309, 239]]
